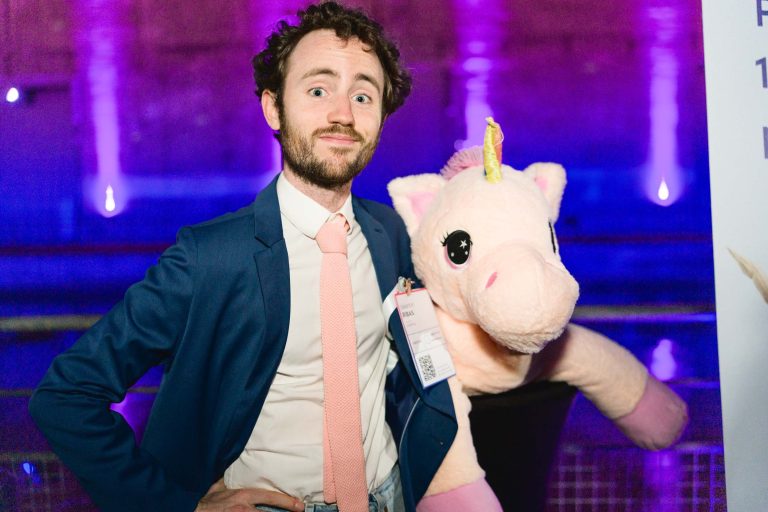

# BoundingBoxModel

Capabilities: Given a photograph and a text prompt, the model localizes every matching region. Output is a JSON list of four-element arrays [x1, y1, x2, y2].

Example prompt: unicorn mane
[[440, 146, 484, 180]]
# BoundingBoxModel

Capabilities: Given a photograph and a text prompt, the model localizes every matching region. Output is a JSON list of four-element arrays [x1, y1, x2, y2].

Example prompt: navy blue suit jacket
[[29, 177, 457, 512]]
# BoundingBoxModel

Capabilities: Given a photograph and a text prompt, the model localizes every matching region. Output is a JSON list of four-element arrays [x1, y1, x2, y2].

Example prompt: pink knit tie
[[316, 215, 369, 512]]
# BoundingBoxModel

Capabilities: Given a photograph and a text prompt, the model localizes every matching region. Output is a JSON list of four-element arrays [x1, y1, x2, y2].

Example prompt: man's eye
[[309, 88, 326, 97], [353, 94, 370, 103]]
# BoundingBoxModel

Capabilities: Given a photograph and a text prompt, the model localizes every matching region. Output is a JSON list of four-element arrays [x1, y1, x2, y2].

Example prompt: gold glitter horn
[[483, 117, 503, 183]]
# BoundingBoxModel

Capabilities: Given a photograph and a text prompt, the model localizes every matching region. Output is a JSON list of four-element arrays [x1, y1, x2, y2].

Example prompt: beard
[[279, 110, 381, 190]]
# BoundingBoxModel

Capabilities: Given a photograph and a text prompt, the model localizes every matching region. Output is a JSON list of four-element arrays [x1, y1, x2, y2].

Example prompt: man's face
[[265, 30, 386, 189]]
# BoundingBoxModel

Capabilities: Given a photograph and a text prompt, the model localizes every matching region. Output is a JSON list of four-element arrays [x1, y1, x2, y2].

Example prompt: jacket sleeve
[[28, 227, 204, 511]]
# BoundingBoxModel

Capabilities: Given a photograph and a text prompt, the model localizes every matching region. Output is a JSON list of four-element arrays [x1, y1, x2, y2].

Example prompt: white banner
[[702, 1, 768, 509]]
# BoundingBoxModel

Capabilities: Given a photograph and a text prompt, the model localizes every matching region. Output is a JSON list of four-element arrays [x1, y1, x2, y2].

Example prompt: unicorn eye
[[442, 230, 472, 266]]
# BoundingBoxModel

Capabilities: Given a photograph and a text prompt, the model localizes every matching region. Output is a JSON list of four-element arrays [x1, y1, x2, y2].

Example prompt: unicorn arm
[[531, 323, 648, 419], [531, 323, 688, 449], [418, 377, 502, 512]]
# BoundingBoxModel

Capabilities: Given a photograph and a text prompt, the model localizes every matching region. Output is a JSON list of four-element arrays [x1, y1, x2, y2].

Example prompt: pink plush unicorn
[[389, 118, 689, 511]]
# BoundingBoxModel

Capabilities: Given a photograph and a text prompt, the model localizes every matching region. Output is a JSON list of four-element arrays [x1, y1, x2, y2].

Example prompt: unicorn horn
[[483, 117, 503, 183]]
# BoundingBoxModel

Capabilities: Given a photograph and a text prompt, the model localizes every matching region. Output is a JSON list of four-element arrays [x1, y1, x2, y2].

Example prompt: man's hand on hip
[[196, 478, 304, 512]]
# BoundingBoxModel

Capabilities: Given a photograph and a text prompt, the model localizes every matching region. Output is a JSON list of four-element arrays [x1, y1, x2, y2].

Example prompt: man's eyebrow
[[301, 68, 339, 81], [300, 68, 382, 94], [355, 73, 382, 94]]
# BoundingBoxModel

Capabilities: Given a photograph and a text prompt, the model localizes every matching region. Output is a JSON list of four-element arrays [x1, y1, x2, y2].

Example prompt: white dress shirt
[[223, 173, 398, 502]]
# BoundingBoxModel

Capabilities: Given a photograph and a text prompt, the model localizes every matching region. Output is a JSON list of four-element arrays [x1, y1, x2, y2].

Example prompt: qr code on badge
[[418, 354, 436, 381]]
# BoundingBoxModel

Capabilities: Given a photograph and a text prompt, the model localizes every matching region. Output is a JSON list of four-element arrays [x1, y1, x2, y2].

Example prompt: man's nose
[[327, 95, 354, 126]]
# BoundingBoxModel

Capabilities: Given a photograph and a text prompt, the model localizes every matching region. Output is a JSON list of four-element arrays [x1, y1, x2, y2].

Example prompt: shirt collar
[[276, 172, 355, 239]]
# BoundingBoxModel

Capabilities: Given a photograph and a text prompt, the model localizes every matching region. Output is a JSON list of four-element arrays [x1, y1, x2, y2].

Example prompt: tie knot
[[316, 215, 349, 254]]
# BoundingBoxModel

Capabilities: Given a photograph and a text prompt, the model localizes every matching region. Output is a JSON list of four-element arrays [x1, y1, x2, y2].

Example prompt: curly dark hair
[[252, 1, 412, 116]]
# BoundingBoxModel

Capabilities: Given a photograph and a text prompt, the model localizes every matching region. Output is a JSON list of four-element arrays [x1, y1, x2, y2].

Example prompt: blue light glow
[[22, 462, 34, 475]]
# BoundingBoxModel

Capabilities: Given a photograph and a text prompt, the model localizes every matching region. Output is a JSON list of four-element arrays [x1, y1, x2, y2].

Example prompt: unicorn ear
[[522, 163, 567, 222], [387, 174, 446, 237]]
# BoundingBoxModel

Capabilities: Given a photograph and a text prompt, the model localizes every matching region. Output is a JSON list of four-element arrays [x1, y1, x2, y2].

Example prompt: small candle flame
[[657, 178, 670, 201], [105, 185, 116, 212], [5, 87, 20, 103]]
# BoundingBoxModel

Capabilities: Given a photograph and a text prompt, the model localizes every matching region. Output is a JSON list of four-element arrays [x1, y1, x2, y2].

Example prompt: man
[[29, 3, 457, 512]]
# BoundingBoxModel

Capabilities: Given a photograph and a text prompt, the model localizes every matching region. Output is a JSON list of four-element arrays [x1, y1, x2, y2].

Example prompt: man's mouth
[[314, 127, 363, 145], [318, 134, 359, 145]]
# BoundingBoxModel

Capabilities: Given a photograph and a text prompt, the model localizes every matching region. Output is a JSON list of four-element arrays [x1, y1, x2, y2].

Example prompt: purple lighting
[[75, 0, 128, 217], [643, 6, 684, 206], [248, 0, 303, 175], [643, 450, 681, 511], [110, 394, 142, 434], [452, 0, 507, 149], [459, 57, 494, 150], [110, 397, 127, 414], [651, 338, 678, 381]]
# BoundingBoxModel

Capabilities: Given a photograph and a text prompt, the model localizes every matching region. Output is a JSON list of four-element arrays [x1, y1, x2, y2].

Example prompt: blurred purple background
[[0, 0, 722, 510]]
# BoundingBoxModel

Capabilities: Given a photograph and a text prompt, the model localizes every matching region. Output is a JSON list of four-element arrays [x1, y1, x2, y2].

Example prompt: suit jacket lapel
[[353, 198, 397, 301], [251, 176, 291, 360]]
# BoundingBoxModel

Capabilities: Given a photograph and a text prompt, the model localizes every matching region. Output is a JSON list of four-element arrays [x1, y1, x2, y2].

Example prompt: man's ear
[[261, 90, 281, 130]]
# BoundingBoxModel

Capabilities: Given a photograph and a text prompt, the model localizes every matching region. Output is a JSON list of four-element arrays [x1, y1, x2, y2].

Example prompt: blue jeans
[[257, 465, 404, 512]]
